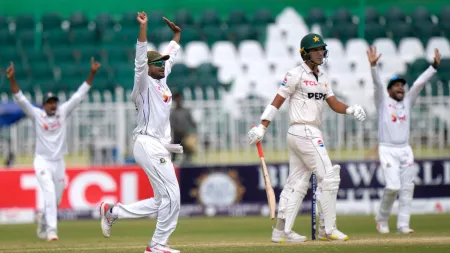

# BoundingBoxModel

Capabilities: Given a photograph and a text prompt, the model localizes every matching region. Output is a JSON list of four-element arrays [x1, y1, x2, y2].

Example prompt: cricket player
[[248, 33, 366, 242], [367, 46, 441, 234], [5, 58, 101, 241], [99, 12, 183, 253]]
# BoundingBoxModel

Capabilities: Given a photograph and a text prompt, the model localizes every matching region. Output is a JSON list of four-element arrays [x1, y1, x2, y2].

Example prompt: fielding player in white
[[5, 58, 101, 241], [367, 46, 441, 234], [248, 33, 366, 242], [99, 12, 183, 253]]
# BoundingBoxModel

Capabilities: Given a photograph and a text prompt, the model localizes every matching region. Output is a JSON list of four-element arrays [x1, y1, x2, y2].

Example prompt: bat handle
[[256, 142, 264, 158]]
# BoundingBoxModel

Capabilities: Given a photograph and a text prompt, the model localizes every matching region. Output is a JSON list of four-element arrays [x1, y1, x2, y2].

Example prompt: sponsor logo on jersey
[[317, 139, 324, 147], [42, 121, 61, 131], [281, 76, 287, 86], [303, 80, 318, 86], [308, 93, 327, 100]]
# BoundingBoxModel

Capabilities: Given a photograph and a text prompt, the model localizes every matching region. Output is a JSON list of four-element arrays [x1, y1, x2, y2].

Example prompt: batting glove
[[248, 124, 267, 145], [346, 105, 366, 121]]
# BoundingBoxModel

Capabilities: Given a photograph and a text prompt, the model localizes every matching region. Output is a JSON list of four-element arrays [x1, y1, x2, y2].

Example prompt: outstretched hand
[[433, 48, 441, 68], [366, 46, 381, 67], [163, 17, 181, 34], [6, 62, 15, 79], [90, 57, 101, 73], [137, 11, 148, 25]]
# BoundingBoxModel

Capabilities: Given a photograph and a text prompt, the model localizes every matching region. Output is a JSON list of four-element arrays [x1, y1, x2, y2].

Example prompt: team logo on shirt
[[281, 76, 287, 86], [391, 112, 407, 123], [317, 139, 324, 147], [160, 158, 167, 164]]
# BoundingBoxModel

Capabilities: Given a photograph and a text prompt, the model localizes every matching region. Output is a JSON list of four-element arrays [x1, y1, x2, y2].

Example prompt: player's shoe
[[318, 226, 349, 241], [376, 221, 390, 234], [36, 212, 47, 240], [145, 243, 180, 253], [47, 231, 59, 241], [397, 227, 414, 234], [271, 227, 307, 243], [100, 202, 117, 238]]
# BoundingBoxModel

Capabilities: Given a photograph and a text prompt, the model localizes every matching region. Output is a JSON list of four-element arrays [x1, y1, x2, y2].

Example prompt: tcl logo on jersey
[[308, 93, 327, 100], [303, 80, 318, 86]]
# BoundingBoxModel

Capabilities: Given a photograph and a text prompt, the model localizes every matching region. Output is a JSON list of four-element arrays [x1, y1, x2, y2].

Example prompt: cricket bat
[[256, 142, 276, 220]]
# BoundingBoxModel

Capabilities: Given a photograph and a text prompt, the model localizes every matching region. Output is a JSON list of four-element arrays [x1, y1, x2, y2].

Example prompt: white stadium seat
[[398, 37, 425, 63], [211, 41, 238, 67], [373, 38, 397, 57], [426, 37, 450, 61], [184, 41, 210, 68]]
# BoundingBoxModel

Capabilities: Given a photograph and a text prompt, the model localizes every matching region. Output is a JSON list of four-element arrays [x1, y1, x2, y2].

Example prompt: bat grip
[[256, 142, 264, 158]]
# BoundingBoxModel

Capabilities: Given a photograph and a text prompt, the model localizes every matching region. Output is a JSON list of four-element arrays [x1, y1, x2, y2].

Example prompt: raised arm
[[132, 11, 149, 100], [406, 48, 440, 106], [162, 17, 181, 75], [60, 58, 101, 116], [6, 62, 39, 119], [367, 46, 385, 105]]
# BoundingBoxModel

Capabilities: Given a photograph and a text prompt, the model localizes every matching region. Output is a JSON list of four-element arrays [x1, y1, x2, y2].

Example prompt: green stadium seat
[[332, 8, 353, 24], [199, 10, 221, 28], [195, 63, 217, 79], [385, 7, 407, 24], [412, 7, 432, 23], [332, 23, 357, 43], [95, 13, 116, 31], [229, 25, 258, 44], [42, 30, 70, 47], [120, 11, 136, 28], [414, 22, 441, 45], [0, 46, 21, 64], [75, 45, 102, 63], [431, 80, 450, 96], [439, 59, 450, 81], [0, 16, 8, 31], [179, 26, 202, 46], [17, 30, 36, 47], [202, 26, 227, 46], [24, 50, 49, 65], [14, 14, 35, 30], [115, 76, 133, 90], [170, 64, 190, 78], [41, 13, 62, 31], [104, 47, 131, 64], [0, 30, 16, 46], [175, 9, 195, 27], [69, 29, 98, 46], [156, 27, 174, 45], [15, 79, 34, 93], [198, 76, 221, 100], [69, 12, 89, 29], [148, 11, 166, 29], [306, 8, 327, 26], [388, 23, 413, 44], [227, 10, 249, 26], [365, 23, 386, 44], [29, 64, 54, 80], [50, 47, 76, 62], [365, 7, 380, 24], [118, 28, 139, 44], [438, 6, 450, 38], [252, 9, 275, 25]]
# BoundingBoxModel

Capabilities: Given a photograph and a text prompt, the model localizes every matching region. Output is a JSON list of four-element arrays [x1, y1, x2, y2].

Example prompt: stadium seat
[[378, 56, 406, 77], [198, 9, 221, 28], [41, 13, 62, 31], [266, 24, 284, 45], [69, 29, 98, 46], [266, 40, 291, 63], [388, 23, 413, 44], [425, 37, 450, 61], [227, 10, 249, 26], [0, 46, 21, 64], [50, 47, 76, 63], [156, 27, 175, 45], [184, 42, 210, 68], [24, 50, 49, 65], [202, 26, 228, 46], [238, 40, 264, 65], [439, 59, 450, 81], [385, 7, 407, 24], [0, 30, 16, 46], [76, 46, 102, 63], [170, 64, 190, 78], [327, 58, 352, 75], [178, 26, 202, 46], [364, 23, 387, 44], [325, 38, 345, 62], [414, 22, 441, 45], [398, 37, 425, 63], [211, 41, 238, 67], [0, 16, 8, 31], [120, 11, 137, 29], [42, 30, 70, 47], [408, 58, 431, 78], [332, 8, 353, 24], [306, 8, 327, 26], [252, 9, 275, 25], [345, 39, 369, 62], [157, 41, 184, 64], [365, 7, 380, 24], [95, 13, 116, 31], [17, 30, 36, 47], [373, 38, 397, 57], [69, 12, 89, 30], [332, 23, 358, 43], [196, 63, 218, 79], [439, 6, 450, 38], [14, 14, 35, 31], [412, 6, 432, 23], [175, 9, 195, 27], [229, 25, 258, 45]]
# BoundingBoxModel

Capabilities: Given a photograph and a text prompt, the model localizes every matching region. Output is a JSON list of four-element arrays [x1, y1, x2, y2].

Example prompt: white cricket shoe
[[376, 221, 390, 234], [397, 227, 414, 234], [145, 243, 180, 253], [100, 202, 117, 238], [47, 231, 58, 241], [271, 227, 307, 243], [318, 226, 349, 241], [36, 212, 47, 240]]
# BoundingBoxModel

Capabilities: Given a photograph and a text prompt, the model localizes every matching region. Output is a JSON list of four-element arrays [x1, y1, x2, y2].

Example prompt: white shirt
[[13, 82, 91, 160], [131, 40, 180, 144], [277, 62, 334, 129], [371, 65, 436, 147]]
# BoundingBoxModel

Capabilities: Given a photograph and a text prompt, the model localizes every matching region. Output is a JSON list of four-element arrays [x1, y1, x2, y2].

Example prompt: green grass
[[0, 214, 449, 252]]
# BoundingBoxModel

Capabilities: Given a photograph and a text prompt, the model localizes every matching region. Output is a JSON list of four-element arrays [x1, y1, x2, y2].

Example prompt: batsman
[[248, 33, 366, 242]]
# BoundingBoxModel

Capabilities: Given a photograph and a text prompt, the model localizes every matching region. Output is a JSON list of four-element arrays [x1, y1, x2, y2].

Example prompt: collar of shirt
[[301, 62, 324, 76]]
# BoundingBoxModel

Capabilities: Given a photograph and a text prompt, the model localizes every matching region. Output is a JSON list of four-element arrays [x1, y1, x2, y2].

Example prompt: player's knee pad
[[278, 176, 310, 219], [318, 165, 341, 192]]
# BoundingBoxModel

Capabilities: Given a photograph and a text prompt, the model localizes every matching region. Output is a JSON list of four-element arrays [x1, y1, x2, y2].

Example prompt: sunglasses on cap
[[148, 60, 165, 67]]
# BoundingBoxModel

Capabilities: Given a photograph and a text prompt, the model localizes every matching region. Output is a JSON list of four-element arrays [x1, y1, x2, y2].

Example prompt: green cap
[[300, 33, 327, 53], [147, 51, 170, 63]]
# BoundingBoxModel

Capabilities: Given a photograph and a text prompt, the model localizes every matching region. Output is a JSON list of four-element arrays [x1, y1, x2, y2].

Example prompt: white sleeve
[[132, 40, 149, 100], [60, 82, 91, 117], [406, 65, 437, 107], [13, 91, 40, 120], [371, 66, 386, 106], [163, 40, 181, 76], [277, 71, 298, 98]]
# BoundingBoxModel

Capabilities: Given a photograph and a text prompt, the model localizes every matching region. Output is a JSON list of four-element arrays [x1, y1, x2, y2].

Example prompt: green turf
[[0, 214, 449, 252]]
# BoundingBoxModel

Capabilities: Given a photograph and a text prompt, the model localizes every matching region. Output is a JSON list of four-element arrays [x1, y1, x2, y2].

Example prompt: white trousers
[[278, 124, 335, 233], [115, 135, 180, 245], [34, 155, 65, 233], [376, 145, 416, 228]]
